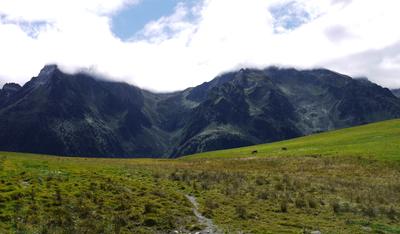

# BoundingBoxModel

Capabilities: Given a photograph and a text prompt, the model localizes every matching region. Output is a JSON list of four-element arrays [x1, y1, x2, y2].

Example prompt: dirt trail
[[185, 195, 221, 234]]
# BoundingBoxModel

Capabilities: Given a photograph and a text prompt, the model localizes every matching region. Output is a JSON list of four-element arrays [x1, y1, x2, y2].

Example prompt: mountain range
[[0, 65, 399, 158]]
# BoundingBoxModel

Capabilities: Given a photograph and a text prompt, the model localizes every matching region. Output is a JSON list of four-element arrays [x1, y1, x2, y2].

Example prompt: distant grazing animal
[[281, 147, 288, 151], [251, 150, 258, 154]]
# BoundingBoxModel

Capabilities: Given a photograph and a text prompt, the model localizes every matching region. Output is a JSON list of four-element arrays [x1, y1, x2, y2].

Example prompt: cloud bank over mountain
[[0, 0, 399, 91]]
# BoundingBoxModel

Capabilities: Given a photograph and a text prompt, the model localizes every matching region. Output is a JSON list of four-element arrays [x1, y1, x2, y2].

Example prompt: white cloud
[[324, 41, 400, 88], [135, 2, 197, 42], [0, 0, 399, 91], [324, 25, 355, 43]]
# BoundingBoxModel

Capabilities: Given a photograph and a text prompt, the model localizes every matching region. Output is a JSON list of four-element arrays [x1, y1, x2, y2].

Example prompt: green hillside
[[1, 119, 400, 233], [186, 118, 400, 160]]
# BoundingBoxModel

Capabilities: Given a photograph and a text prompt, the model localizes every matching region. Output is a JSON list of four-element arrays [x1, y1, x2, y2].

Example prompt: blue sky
[[111, 0, 308, 40], [111, 0, 199, 41], [269, 1, 312, 33], [112, 0, 180, 40], [0, 0, 400, 91]]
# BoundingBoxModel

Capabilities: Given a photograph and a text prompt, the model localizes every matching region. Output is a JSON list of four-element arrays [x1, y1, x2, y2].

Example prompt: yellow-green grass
[[1, 119, 400, 233], [0, 154, 200, 233], [185, 118, 400, 161]]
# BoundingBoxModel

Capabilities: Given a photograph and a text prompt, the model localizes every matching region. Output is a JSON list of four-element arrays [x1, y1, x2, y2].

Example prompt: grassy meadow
[[1, 119, 400, 233], [186, 118, 400, 160]]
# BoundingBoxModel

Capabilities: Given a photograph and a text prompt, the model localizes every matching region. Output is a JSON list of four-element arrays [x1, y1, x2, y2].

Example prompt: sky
[[0, 0, 400, 91]]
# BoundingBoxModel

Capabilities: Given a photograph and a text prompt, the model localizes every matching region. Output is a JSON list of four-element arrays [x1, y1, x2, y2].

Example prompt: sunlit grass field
[[186, 118, 400, 160], [1, 119, 400, 233]]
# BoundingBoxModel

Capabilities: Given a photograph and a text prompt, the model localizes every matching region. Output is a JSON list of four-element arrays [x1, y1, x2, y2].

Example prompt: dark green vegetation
[[1, 119, 400, 233], [1, 65, 399, 158]]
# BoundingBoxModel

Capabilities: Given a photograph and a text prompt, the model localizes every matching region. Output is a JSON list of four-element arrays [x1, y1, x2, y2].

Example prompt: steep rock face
[[332, 79, 400, 127], [0, 65, 399, 157], [171, 69, 302, 156], [0, 65, 164, 157], [169, 68, 400, 156], [264, 68, 400, 133]]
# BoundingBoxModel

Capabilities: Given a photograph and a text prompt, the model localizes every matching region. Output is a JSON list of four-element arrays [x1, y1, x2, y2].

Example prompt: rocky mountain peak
[[0, 83, 21, 107], [33, 64, 60, 86], [39, 64, 58, 76], [2, 83, 21, 92], [0, 82, 21, 100]]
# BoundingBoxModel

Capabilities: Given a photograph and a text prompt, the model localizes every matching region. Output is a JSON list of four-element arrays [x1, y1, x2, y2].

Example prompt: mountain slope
[[392, 89, 400, 98], [0, 65, 399, 157], [170, 67, 400, 156], [0, 65, 166, 157]]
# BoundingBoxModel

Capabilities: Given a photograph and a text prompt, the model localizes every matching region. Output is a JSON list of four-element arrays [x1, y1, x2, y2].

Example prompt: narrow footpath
[[185, 195, 221, 234]]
